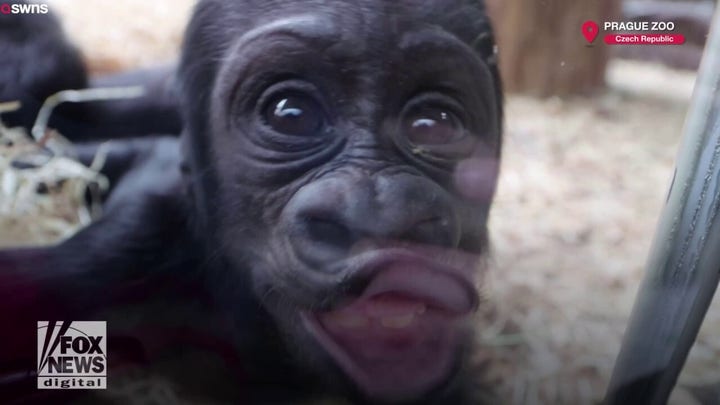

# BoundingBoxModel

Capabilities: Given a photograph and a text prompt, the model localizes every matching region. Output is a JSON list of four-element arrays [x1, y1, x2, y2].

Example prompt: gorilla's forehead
[[233, 12, 478, 64], [194, 0, 491, 54], [240, 0, 479, 29]]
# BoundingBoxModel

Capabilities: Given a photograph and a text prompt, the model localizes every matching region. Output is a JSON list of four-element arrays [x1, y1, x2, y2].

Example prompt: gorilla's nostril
[[304, 215, 355, 250]]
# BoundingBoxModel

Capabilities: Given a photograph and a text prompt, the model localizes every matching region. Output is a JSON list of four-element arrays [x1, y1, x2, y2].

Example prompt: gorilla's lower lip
[[301, 260, 479, 401]]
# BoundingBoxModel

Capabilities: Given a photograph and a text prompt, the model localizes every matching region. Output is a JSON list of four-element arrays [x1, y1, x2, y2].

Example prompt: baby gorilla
[[178, 0, 503, 401], [0, 0, 502, 403]]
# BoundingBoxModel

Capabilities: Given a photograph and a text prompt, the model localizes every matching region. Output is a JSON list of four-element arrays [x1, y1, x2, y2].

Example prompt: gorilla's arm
[[0, 187, 215, 403], [65, 66, 182, 140]]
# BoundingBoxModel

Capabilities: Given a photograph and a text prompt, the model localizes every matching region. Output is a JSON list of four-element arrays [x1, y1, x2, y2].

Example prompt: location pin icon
[[582, 20, 599, 44]]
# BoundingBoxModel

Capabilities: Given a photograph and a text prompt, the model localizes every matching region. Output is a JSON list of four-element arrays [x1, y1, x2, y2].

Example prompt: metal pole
[[606, 6, 720, 405]]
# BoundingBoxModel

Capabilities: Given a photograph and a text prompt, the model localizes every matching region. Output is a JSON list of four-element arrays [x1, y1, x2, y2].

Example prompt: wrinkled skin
[[0, 0, 502, 403]]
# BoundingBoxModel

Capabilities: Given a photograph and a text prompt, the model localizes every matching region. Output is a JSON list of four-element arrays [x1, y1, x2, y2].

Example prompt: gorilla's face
[[181, 1, 501, 401]]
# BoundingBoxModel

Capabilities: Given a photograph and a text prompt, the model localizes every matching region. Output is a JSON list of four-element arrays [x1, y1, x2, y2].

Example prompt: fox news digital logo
[[37, 321, 107, 389]]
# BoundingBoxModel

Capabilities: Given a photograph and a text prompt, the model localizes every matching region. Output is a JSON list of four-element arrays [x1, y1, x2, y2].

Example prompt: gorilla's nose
[[283, 173, 460, 268]]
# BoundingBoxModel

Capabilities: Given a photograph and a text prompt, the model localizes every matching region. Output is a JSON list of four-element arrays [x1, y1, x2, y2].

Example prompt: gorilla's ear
[[472, 28, 499, 68]]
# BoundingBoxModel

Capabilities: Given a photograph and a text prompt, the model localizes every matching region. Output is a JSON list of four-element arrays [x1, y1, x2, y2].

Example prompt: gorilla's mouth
[[301, 257, 479, 401]]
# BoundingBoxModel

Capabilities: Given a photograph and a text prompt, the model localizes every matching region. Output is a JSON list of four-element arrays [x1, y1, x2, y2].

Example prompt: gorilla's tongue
[[303, 265, 476, 401]]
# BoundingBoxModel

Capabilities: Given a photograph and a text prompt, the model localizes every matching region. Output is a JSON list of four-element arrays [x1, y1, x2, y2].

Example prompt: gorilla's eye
[[263, 93, 325, 136], [403, 107, 465, 145]]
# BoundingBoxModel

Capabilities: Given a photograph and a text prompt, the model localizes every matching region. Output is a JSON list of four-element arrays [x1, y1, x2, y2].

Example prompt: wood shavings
[[477, 62, 707, 404], [0, 122, 108, 246]]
